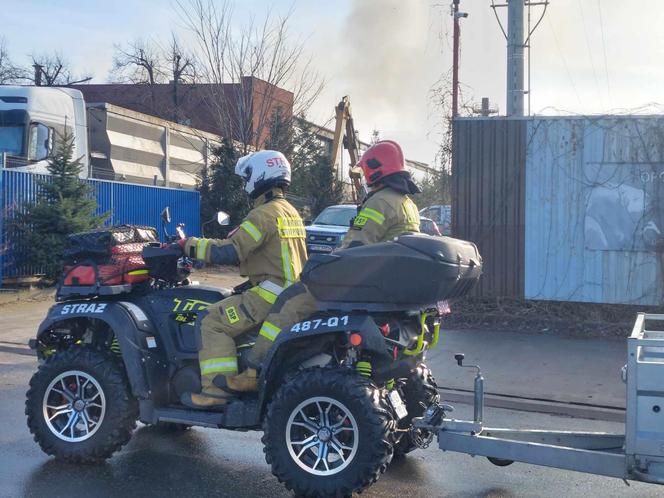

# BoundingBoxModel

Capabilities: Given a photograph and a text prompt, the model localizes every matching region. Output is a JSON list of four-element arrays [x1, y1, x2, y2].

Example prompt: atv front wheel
[[393, 363, 439, 458], [26, 347, 137, 463], [263, 368, 393, 498]]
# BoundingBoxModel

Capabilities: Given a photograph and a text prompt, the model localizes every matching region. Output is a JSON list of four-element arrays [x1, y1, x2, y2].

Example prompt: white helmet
[[234, 150, 292, 197]]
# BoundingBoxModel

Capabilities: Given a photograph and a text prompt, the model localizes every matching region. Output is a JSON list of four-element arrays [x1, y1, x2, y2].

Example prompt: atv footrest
[[139, 399, 260, 430], [152, 406, 225, 428]]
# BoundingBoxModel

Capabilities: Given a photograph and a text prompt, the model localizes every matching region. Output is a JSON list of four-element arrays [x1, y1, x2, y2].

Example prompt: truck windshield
[[0, 125, 24, 156], [314, 206, 357, 227]]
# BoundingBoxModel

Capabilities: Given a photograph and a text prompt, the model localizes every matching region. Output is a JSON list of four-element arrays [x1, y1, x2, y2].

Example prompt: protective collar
[[253, 187, 285, 207], [375, 171, 421, 195]]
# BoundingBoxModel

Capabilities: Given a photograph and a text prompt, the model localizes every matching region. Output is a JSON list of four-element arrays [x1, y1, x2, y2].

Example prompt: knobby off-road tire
[[262, 368, 393, 498], [393, 363, 439, 458], [26, 347, 138, 463]]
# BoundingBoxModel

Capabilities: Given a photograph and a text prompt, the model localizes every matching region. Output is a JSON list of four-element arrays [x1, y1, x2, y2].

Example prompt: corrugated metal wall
[[0, 170, 200, 283], [524, 117, 664, 305], [87, 104, 217, 188], [453, 116, 664, 305], [452, 118, 527, 297]]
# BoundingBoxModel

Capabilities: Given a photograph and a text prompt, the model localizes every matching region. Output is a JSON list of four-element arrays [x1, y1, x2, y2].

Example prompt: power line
[[596, 0, 613, 107], [576, 0, 604, 109], [546, 15, 582, 106]]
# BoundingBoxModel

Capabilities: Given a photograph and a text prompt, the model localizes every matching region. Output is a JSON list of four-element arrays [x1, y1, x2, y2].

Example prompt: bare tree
[[176, 0, 324, 151], [420, 70, 475, 207], [165, 35, 198, 122], [111, 38, 164, 85], [0, 41, 91, 86], [111, 35, 198, 122], [0, 37, 22, 84], [167, 35, 197, 85], [30, 52, 92, 86], [429, 69, 473, 171]]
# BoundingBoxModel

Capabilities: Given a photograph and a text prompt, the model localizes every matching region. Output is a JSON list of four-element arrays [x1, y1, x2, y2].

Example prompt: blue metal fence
[[0, 170, 201, 285]]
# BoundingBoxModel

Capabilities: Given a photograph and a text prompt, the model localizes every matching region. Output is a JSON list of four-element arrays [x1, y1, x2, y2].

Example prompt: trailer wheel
[[26, 347, 137, 463], [263, 368, 393, 498], [488, 457, 514, 467], [393, 363, 439, 458]]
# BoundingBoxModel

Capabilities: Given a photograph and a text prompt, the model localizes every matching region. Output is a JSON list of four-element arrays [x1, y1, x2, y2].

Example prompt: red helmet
[[356, 140, 405, 186]]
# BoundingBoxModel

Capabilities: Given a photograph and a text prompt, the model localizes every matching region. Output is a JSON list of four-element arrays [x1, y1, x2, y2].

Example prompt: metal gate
[[0, 169, 201, 286]]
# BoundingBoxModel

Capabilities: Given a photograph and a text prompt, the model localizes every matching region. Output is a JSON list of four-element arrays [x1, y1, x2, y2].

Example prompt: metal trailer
[[415, 313, 664, 485]]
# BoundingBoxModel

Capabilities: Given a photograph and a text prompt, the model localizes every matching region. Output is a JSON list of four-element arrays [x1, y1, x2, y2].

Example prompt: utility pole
[[506, 0, 525, 116], [451, 1, 468, 118]]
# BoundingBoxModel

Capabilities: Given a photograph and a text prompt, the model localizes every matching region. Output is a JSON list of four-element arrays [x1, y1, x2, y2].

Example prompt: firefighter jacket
[[340, 186, 420, 248], [184, 188, 307, 296]]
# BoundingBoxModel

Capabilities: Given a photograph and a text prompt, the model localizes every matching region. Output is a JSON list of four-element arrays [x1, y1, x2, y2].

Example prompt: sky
[[3, 0, 664, 166]]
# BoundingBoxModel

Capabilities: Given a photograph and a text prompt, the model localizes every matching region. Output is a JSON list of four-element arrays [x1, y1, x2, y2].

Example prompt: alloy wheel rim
[[42, 370, 106, 442], [285, 396, 359, 476]]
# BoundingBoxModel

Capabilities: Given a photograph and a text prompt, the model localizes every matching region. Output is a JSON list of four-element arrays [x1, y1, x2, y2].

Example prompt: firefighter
[[178, 150, 307, 409], [246, 140, 420, 369]]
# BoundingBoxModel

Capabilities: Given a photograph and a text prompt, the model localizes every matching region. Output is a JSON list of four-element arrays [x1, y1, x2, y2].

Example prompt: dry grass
[[444, 296, 664, 338]]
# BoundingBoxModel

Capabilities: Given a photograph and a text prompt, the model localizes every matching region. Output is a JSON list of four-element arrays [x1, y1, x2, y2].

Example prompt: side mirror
[[161, 207, 171, 224], [176, 223, 186, 240], [216, 211, 230, 226], [304, 219, 312, 226], [28, 123, 54, 161]]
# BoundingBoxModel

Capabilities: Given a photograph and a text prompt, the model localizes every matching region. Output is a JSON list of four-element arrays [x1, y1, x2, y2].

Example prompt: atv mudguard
[[255, 313, 391, 416], [36, 301, 157, 399]]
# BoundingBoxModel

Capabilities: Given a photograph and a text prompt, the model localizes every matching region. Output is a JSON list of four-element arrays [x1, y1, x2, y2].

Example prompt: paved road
[[1, 349, 660, 498], [428, 327, 627, 408]]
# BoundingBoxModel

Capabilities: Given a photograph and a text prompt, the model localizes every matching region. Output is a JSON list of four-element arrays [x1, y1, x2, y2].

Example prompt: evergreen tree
[[198, 110, 344, 235], [199, 138, 249, 238], [267, 112, 344, 218], [415, 167, 452, 209], [16, 132, 107, 279]]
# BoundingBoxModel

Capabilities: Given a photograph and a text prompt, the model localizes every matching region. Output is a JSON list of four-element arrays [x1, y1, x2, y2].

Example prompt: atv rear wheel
[[263, 368, 393, 498], [393, 363, 439, 458], [26, 347, 137, 463]]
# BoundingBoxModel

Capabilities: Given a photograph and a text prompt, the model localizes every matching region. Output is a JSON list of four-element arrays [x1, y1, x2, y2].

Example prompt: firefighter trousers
[[198, 290, 272, 391], [247, 282, 318, 367]]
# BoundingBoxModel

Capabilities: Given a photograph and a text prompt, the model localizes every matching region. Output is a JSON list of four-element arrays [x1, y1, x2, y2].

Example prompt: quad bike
[[25, 208, 482, 497]]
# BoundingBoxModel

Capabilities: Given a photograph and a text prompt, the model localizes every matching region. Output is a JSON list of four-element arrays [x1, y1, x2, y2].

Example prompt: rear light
[[350, 333, 362, 346], [379, 323, 390, 337], [437, 300, 451, 315]]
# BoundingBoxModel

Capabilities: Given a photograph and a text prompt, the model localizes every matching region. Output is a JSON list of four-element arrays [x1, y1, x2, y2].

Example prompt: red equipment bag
[[60, 225, 158, 291]]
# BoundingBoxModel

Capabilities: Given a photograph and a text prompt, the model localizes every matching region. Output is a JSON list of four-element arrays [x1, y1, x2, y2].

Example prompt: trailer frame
[[415, 313, 664, 485]]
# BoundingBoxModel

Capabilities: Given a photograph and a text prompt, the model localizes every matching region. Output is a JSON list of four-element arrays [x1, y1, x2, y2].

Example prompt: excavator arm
[[331, 96, 365, 204]]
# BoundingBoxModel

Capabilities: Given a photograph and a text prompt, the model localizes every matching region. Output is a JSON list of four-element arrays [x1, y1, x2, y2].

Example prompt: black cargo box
[[301, 233, 482, 311]]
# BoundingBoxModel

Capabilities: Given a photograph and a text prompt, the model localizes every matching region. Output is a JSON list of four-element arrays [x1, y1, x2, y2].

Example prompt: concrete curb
[[440, 388, 626, 423]]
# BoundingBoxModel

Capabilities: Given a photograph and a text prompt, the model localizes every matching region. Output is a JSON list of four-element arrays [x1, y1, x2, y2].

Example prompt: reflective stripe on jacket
[[341, 186, 420, 248], [184, 188, 308, 293]]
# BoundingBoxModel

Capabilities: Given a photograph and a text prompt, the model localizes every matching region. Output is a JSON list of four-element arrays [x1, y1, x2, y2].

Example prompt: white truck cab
[[0, 86, 89, 177]]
